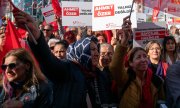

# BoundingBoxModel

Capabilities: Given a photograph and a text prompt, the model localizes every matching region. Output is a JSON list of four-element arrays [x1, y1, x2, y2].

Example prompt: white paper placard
[[92, 0, 137, 31], [62, 1, 92, 26]]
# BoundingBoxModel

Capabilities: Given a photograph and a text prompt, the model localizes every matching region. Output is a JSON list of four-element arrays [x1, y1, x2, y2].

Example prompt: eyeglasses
[[100, 52, 113, 57], [43, 29, 51, 32], [149, 47, 161, 51], [1, 63, 17, 71]]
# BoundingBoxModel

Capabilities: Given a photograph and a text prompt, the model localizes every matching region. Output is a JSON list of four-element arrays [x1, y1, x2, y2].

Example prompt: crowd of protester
[[0, 7, 180, 108]]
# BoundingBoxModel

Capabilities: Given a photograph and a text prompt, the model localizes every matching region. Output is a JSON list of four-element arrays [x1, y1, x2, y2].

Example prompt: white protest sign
[[41, 5, 55, 24], [62, 1, 92, 26], [92, 0, 137, 31], [136, 13, 146, 23], [133, 22, 168, 48]]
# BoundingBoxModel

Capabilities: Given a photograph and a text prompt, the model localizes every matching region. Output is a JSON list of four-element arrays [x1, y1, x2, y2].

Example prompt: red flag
[[52, 0, 62, 17], [4, 19, 21, 51], [103, 30, 113, 44], [17, 28, 27, 39]]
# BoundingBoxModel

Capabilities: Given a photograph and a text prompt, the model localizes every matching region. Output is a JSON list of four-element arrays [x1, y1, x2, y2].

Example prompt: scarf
[[67, 36, 98, 75], [148, 60, 164, 79], [140, 68, 153, 108]]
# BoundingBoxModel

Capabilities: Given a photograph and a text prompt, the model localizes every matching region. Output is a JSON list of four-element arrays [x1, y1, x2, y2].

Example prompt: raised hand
[[13, 9, 40, 40], [120, 16, 132, 46]]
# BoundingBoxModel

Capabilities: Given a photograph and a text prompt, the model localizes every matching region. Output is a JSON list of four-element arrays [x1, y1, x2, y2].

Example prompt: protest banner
[[92, 0, 137, 31], [41, 4, 55, 24], [133, 22, 168, 48], [62, 1, 92, 26]]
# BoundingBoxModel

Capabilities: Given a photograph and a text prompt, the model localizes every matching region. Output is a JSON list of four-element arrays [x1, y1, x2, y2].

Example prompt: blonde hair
[[2, 48, 47, 96]]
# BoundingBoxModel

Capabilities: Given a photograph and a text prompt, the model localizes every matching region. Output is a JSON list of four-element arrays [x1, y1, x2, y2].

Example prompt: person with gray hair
[[166, 60, 180, 108], [47, 38, 60, 51], [98, 43, 114, 70]]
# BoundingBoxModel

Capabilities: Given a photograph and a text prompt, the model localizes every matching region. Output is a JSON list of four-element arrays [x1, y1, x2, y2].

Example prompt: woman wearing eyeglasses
[[0, 48, 53, 108], [145, 40, 169, 80]]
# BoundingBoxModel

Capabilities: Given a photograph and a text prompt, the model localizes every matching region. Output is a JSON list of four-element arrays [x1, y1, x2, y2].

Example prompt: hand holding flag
[[13, 9, 40, 42], [0, 0, 38, 44]]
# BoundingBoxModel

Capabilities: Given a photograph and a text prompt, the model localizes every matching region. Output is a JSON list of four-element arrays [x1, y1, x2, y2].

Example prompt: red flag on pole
[[5, 20, 30, 50], [4, 19, 21, 50], [52, 0, 62, 17]]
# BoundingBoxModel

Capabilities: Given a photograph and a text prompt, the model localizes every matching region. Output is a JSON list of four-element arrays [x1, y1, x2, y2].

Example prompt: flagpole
[[24, 24, 38, 45], [129, 0, 135, 18]]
